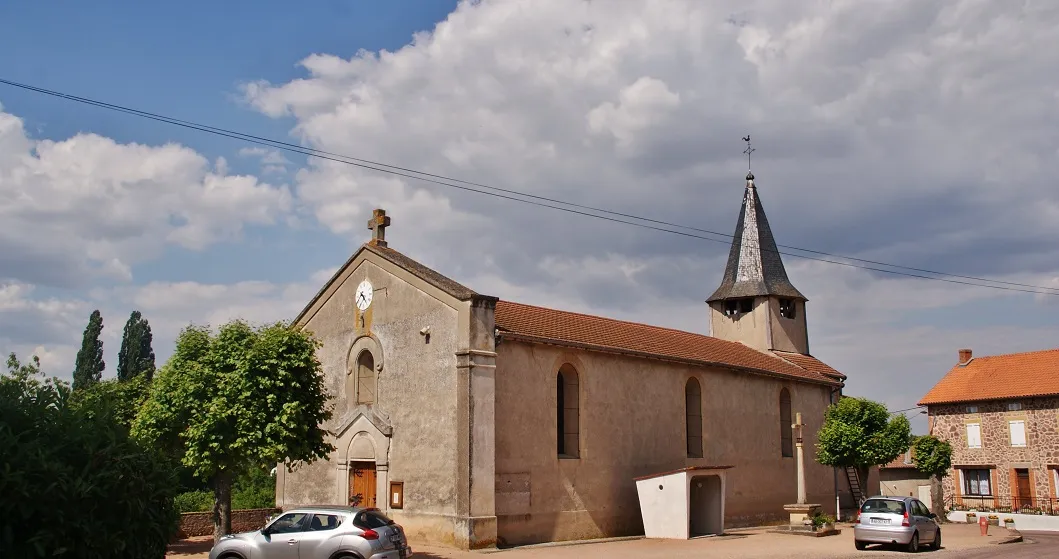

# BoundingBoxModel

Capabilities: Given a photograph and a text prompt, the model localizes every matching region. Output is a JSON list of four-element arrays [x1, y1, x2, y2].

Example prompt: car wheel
[[855, 540, 867, 550], [906, 531, 919, 553], [931, 529, 941, 550]]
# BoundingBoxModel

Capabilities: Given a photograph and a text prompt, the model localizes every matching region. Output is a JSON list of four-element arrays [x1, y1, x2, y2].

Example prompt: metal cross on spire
[[742, 134, 755, 173]]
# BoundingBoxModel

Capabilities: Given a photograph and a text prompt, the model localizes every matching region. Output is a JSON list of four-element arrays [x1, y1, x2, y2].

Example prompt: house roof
[[494, 300, 843, 386], [707, 173, 807, 303], [918, 347, 1059, 406], [774, 351, 847, 381]]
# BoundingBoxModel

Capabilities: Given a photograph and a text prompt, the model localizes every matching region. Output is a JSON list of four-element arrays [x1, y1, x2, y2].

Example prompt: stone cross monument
[[781, 411, 821, 530]]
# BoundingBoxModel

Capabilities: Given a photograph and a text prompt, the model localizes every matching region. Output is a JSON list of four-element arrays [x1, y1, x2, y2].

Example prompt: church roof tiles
[[494, 300, 842, 386]]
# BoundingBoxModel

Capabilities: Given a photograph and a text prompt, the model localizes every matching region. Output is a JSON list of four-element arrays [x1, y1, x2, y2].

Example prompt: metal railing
[[948, 494, 1059, 515]]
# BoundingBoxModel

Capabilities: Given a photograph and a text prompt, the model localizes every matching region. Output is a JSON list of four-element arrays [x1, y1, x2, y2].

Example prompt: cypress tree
[[72, 309, 105, 391], [117, 311, 156, 382]]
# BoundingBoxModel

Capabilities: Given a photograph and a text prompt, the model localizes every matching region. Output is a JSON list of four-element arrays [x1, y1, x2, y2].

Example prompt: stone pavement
[[166, 522, 1023, 559]]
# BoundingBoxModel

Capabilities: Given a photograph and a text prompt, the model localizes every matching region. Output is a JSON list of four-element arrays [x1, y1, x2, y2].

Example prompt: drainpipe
[[830, 386, 841, 520]]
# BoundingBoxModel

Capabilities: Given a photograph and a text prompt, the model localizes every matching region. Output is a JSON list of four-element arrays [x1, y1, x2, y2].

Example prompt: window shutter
[[1009, 420, 1027, 447], [966, 423, 982, 448]]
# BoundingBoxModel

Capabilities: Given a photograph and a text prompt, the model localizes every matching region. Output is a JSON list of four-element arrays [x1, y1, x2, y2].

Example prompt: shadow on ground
[[167, 537, 213, 557]]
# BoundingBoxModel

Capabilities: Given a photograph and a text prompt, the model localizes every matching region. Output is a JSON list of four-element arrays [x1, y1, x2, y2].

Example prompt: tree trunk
[[212, 470, 233, 543], [931, 474, 947, 523]]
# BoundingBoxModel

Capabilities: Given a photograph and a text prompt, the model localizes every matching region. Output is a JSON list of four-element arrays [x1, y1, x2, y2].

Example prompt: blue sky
[[0, 0, 458, 287], [2, 1, 1058, 436]]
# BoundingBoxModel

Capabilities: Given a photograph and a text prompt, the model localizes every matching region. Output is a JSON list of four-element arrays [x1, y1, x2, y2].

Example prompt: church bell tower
[[707, 171, 809, 355]]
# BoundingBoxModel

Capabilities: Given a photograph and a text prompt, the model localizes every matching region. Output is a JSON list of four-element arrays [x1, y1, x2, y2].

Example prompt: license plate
[[389, 533, 402, 543], [870, 518, 889, 524]]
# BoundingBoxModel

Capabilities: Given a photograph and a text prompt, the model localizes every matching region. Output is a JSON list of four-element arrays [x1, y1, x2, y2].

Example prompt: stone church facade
[[276, 172, 849, 548]]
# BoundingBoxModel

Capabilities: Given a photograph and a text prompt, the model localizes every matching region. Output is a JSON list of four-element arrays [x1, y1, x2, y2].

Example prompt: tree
[[912, 434, 953, 521], [133, 320, 334, 542], [71, 375, 152, 432], [1, 352, 178, 558], [72, 309, 105, 390], [117, 310, 156, 382], [815, 396, 912, 496]]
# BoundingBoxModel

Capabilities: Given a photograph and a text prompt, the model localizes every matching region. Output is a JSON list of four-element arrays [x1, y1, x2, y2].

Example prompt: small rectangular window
[[963, 469, 992, 496], [966, 405, 978, 413], [738, 298, 753, 313], [724, 300, 738, 317], [966, 423, 982, 448], [1009, 420, 1027, 447], [1008, 402, 1023, 411]]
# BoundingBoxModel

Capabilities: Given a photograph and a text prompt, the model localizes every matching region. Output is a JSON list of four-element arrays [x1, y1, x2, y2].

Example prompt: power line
[[3, 77, 1057, 297]]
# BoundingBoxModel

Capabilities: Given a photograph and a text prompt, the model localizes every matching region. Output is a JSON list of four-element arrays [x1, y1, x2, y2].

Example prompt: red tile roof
[[918, 348, 1059, 406], [774, 351, 847, 381], [494, 300, 843, 386]]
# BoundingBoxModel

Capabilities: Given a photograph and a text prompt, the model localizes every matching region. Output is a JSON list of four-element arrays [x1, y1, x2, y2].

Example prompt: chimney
[[958, 348, 972, 365]]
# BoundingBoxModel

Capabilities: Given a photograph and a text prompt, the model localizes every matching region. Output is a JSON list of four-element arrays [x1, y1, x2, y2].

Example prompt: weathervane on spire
[[742, 134, 755, 172]]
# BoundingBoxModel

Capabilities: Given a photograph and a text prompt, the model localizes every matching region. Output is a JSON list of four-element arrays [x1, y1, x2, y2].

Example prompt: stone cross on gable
[[367, 208, 391, 247]]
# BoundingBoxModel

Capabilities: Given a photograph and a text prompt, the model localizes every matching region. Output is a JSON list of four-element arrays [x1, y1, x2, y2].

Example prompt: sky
[[2, 0, 1058, 435]]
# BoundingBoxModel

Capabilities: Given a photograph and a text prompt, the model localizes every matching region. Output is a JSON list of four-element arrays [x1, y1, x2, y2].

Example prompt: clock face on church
[[355, 280, 373, 311]]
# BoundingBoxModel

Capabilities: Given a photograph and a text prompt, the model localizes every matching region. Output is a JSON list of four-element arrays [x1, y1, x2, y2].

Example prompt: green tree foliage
[[71, 375, 151, 432], [133, 320, 334, 542], [232, 465, 277, 510], [72, 309, 105, 391], [0, 353, 179, 558], [816, 396, 912, 488], [912, 434, 953, 520], [117, 310, 156, 382]]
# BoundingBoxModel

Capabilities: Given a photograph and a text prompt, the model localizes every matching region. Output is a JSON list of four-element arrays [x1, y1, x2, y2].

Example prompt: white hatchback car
[[208, 506, 412, 559]]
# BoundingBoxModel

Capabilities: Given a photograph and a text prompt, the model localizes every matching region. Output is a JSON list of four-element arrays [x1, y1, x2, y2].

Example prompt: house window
[[1008, 402, 1023, 412], [963, 469, 992, 496], [966, 423, 982, 448], [556, 365, 580, 458], [685, 378, 703, 458], [1009, 420, 1027, 447], [966, 405, 979, 413], [903, 449, 913, 465], [780, 388, 793, 458], [779, 299, 796, 319], [355, 350, 376, 405]]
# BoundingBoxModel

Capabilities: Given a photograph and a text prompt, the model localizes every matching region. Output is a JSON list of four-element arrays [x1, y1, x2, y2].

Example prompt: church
[[275, 171, 849, 549]]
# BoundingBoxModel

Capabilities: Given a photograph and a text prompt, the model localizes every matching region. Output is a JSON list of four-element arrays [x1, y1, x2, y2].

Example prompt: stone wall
[[928, 396, 1059, 509], [177, 508, 280, 538]]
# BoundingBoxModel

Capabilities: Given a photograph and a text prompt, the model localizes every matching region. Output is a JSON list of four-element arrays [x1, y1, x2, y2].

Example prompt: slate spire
[[707, 172, 806, 302]]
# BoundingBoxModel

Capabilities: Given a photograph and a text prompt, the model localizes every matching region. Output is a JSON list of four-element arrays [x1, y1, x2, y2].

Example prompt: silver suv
[[207, 506, 413, 559]]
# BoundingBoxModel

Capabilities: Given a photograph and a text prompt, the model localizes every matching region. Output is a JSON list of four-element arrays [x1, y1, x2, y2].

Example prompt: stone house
[[276, 172, 854, 549], [919, 347, 1059, 514]]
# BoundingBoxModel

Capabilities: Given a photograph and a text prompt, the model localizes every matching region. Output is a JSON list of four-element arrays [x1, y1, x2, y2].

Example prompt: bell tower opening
[[707, 171, 809, 355]]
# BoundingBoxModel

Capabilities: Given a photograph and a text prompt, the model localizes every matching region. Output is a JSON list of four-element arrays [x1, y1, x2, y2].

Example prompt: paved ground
[[167, 522, 1041, 559]]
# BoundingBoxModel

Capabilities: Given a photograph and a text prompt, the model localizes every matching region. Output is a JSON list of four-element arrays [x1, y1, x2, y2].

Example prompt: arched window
[[356, 351, 376, 405], [780, 388, 793, 457], [686, 378, 703, 458], [556, 365, 580, 458]]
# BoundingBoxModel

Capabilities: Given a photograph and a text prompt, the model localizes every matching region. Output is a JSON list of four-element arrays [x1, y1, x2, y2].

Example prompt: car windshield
[[353, 510, 395, 529], [861, 499, 905, 514]]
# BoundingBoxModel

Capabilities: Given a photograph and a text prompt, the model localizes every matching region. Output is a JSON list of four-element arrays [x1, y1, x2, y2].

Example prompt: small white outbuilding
[[634, 465, 732, 539]]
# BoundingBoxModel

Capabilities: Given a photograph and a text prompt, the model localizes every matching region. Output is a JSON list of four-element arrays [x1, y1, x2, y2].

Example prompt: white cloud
[[0, 107, 293, 286], [238, 0, 1059, 433]]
